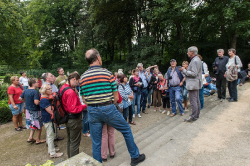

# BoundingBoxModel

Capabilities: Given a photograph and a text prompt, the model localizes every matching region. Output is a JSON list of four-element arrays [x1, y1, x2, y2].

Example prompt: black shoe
[[131, 154, 146, 166], [147, 105, 150, 108], [54, 137, 64, 141], [142, 111, 148, 114], [110, 153, 115, 159], [226, 97, 231, 100], [228, 99, 237, 102], [184, 117, 196, 122], [102, 158, 107, 162], [210, 90, 216, 95]]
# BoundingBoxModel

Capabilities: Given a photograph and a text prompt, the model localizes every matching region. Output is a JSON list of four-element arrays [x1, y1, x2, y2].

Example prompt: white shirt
[[19, 76, 29, 86], [202, 61, 209, 75], [226, 55, 242, 72]]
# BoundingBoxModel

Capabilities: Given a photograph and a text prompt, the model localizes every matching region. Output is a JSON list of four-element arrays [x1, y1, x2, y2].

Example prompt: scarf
[[133, 75, 140, 83]]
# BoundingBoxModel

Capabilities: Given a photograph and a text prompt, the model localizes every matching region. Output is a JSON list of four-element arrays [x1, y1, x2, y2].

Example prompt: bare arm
[[113, 91, 119, 104], [19, 97, 24, 101], [34, 100, 40, 105], [81, 95, 87, 104], [8, 94, 18, 109], [45, 106, 52, 114]]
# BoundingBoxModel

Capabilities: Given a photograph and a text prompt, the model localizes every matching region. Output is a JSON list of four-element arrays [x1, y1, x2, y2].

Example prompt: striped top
[[79, 66, 117, 104]]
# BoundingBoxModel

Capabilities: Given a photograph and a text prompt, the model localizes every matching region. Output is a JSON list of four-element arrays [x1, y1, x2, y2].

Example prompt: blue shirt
[[20, 89, 40, 111], [40, 98, 52, 123], [139, 70, 150, 88]]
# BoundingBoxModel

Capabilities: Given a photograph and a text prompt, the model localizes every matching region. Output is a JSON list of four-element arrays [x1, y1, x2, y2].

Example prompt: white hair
[[188, 46, 198, 55], [158, 74, 163, 77], [217, 49, 224, 53], [137, 63, 143, 67]]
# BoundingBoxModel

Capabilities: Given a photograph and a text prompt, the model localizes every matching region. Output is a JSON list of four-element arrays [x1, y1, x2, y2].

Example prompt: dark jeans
[[66, 117, 82, 158], [199, 87, 204, 110], [216, 73, 227, 99], [88, 104, 139, 163], [241, 76, 249, 84], [140, 88, 148, 111], [228, 80, 238, 101], [123, 105, 133, 122], [162, 97, 170, 109], [82, 111, 89, 134]]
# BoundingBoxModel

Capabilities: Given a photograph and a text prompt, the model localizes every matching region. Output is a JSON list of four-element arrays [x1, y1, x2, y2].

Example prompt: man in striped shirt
[[80, 48, 145, 165]]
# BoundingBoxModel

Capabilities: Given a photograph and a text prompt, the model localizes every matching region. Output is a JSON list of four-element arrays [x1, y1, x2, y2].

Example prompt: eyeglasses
[[46, 88, 52, 90]]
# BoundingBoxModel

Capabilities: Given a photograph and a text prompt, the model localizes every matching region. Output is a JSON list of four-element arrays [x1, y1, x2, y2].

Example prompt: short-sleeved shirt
[[165, 68, 185, 87], [79, 66, 117, 104], [20, 89, 40, 111], [19, 77, 29, 86], [7, 85, 23, 105], [40, 98, 52, 123]]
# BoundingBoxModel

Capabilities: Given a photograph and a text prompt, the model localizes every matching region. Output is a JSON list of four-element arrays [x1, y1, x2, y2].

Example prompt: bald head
[[85, 48, 100, 64]]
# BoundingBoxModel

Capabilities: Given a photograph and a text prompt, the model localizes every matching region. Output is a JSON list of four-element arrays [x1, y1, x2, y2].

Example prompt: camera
[[169, 76, 172, 80]]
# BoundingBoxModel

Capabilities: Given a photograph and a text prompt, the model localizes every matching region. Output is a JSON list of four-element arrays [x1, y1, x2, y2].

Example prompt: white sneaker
[[153, 110, 156, 112], [162, 110, 166, 114], [167, 111, 170, 115], [50, 152, 63, 158], [133, 114, 135, 118], [159, 109, 162, 113], [138, 114, 141, 118], [185, 108, 189, 112]]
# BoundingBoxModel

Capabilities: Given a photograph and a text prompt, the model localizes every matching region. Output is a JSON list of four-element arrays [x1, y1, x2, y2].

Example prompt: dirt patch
[[0, 105, 166, 166]]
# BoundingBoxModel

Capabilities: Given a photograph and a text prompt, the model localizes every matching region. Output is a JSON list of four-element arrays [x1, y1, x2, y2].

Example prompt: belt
[[88, 101, 112, 107], [170, 85, 179, 87], [68, 113, 81, 119]]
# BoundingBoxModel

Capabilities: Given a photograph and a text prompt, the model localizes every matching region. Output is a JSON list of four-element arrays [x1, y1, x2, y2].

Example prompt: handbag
[[161, 89, 169, 99]]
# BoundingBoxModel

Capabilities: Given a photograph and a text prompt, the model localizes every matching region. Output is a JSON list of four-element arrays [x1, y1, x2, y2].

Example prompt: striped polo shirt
[[79, 66, 117, 104]]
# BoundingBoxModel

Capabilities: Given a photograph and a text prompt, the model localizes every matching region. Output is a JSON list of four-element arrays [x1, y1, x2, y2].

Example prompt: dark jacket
[[129, 77, 144, 94], [148, 75, 159, 91]]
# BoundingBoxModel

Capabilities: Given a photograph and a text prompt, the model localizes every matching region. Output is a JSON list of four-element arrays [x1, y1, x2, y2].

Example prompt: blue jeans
[[147, 89, 153, 104], [140, 88, 148, 111], [199, 87, 204, 110], [169, 86, 184, 114], [181, 85, 188, 101], [9, 103, 24, 115], [203, 88, 210, 96], [132, 92, 141, 114], [87, 104, 139, 163], [82, 111, 89, 134]]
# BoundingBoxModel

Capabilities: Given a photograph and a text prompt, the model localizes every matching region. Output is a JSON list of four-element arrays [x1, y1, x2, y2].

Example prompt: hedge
[[0, 83, 9, 101], [0, 101, 12, 124]]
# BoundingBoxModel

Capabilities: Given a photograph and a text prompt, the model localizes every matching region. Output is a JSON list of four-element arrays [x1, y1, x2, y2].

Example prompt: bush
[[0, 101, 12, 124], [3, 73, 21, 84], [0, 83, 9, 101]]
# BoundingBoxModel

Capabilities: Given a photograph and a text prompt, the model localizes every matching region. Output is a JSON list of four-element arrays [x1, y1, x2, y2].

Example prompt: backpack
[[50, 87, 71, 126]]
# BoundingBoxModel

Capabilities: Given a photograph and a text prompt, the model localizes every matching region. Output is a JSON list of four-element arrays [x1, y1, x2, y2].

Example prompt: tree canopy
[[1, 0, 250, 73]]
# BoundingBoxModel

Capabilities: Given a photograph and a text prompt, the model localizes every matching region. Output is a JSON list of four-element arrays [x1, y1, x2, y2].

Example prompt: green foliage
[[25, 160, 54, 166], [0, 100, 12, 124], [4, 74, 21, 84], [0, 83, 9, 101], [1, 0, 250, 73]]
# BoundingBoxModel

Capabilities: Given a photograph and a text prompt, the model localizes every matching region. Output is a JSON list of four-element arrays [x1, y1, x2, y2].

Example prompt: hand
[[228, 66, 231, 69], [179, 67, 184, 72], [247, 75, 249, 78], [224, 73, 227, 78], [204, 74, 208, 77], [13, 105, 18, 110], [213, 66, 217, 70], [154, 81, 157, 84], [179, 82, 183, 86], [236, 65, 238, 68]]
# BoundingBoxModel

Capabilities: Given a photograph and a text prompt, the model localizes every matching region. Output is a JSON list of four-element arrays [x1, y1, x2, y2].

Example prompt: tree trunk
[[230, 33, 237, 49]]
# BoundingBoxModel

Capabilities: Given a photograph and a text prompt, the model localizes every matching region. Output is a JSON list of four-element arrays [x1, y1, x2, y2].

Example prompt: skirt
[[26, 109, 43, 130]]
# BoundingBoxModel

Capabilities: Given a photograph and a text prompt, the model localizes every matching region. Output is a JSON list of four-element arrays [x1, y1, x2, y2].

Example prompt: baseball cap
[[170, 59, 176, 62]]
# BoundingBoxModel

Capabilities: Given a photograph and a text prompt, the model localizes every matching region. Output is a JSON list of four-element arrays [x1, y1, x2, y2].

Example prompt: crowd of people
[[6, 46, 248, 165]]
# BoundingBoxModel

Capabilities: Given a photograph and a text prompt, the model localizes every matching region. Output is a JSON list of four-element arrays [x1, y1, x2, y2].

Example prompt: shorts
[[9, 103, 24, 115]]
